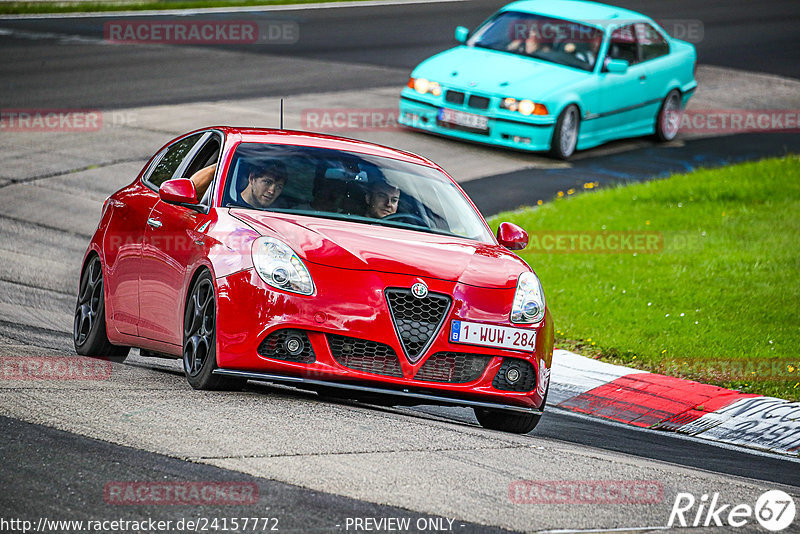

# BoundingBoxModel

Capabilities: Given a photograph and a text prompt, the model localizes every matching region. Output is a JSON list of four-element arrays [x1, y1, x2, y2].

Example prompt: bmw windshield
[[222, 143, 494, 243], [467, 11, 604, 72]]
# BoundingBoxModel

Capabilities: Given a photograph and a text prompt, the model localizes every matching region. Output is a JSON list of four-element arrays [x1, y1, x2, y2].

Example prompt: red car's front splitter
[[213, 368, 542, 415]]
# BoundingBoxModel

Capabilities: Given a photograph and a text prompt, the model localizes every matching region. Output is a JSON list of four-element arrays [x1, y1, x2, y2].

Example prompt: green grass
[[0, 0, 360, 15], [490, 156, 800, 401]]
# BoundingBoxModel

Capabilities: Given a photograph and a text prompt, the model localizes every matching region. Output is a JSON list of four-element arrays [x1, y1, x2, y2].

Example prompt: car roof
[[500, 0, 649, 25], [208, 126, 439, 169]]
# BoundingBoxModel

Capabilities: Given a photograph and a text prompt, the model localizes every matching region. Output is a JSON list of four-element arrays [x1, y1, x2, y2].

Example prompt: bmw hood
[[232, 210, 527, 289], [412, 46, 588, 99]]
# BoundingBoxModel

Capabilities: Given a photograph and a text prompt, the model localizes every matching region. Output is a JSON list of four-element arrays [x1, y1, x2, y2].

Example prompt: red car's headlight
[[510, 272, 545, 324], [252, 237, 315, 296]]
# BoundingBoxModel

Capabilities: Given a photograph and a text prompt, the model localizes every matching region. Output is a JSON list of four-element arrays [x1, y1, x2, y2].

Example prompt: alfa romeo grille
[[385, 289, 451, 363], [257, 329, 315, 363], [415, 352, 492, 383], [327, 334, 403, 377]]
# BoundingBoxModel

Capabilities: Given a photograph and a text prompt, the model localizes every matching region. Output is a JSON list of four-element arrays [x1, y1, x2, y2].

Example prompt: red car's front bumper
[[215, 266, 553, 411]]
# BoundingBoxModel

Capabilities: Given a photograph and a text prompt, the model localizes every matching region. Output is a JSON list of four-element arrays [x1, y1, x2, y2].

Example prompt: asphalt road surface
[[0, 0, 798, 108]]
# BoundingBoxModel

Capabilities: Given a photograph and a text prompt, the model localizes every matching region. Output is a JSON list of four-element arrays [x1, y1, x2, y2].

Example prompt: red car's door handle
[[639, 75, 647, 81], [147, 217, 162, 229]]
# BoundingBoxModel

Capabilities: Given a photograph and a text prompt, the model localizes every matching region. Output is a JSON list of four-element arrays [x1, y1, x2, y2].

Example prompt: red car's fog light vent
[[327, 334, 403, 377], [257, 329, 315, 363], [414, 352, 493, 383], [385, 289, 452, 363], [492, 358, 536, 392]]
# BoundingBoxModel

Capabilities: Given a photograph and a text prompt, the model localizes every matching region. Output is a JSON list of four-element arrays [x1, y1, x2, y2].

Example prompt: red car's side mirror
[[159, 178, 198, 205], [497, 222, 529, 250]]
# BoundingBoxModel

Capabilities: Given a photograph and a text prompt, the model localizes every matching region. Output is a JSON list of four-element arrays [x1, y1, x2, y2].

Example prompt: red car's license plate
[[438, 108, 489, 131], [449, 320, 536, 351]]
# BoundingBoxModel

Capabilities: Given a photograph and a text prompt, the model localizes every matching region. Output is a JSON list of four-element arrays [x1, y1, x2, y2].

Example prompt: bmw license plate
[[438, 108, 489, 131], [449, 320, 536, 351]]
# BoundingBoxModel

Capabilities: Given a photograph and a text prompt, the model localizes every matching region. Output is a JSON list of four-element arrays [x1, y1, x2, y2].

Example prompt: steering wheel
[[382, 212, 428, 226]]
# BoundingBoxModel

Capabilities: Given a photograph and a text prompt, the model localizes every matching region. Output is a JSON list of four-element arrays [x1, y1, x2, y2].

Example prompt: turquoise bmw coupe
[[398, 0, 697, 159]]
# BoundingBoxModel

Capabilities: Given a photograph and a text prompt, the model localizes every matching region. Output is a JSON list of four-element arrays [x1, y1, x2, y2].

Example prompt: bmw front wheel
[[655, 89, 682, 142], [549, 104, 580, 160]]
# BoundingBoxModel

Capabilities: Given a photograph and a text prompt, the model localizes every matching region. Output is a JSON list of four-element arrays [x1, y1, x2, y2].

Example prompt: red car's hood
[[231, 210, 527, 289]]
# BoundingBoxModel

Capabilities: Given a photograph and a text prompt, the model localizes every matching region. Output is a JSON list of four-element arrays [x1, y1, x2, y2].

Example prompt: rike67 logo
[[668, 490, 796, 531]]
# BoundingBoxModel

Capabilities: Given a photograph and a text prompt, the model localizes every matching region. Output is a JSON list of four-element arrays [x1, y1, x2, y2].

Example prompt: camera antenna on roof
[[280, 98, 284, 130]]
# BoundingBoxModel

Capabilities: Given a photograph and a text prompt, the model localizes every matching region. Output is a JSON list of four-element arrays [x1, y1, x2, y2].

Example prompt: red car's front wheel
[[474, 389, 547, 434], [183, 270, 244, 391]]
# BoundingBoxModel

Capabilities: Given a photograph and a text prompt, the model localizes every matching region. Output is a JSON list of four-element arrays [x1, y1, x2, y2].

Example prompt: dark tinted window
[[637, 23, 669, 61], [608, 24, 638, 65], [467, 11, 603, 72], [147, 133, 203, 188], [183, 135, 221, 180], [222, 143, 493, 242]]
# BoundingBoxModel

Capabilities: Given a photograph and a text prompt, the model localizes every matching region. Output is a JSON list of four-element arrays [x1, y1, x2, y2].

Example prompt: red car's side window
[[146, 133, 204, 188]]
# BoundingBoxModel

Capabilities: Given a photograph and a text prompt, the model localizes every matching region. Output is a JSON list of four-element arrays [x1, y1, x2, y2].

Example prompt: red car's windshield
[[222, 143, 494, 243]]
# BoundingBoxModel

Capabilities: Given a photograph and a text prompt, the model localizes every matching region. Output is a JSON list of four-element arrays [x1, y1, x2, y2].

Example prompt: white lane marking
[[0, 0, 468, 20], [537, 527, 669, 534], [0, 27, 109, 43]]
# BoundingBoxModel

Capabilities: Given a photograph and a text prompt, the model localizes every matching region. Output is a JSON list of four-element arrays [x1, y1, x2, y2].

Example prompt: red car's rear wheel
[[73, 255, 129, 362]]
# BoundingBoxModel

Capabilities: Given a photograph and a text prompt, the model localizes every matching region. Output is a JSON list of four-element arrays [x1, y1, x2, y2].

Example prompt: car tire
[[654, 89, 682, 142], [549, 104, 580, 160], [473, 390, 547, 434], [183, 270, 244, 391], [73, 255, 129, 363]]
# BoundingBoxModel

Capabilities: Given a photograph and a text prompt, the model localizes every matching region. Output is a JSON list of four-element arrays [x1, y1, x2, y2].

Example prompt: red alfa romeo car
[[73, 127, 554, 433]]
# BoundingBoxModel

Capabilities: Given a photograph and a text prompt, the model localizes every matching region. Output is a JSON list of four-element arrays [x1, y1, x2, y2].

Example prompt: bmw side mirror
[[455, 26, 469, 44], [605, 58, 629, 74], [159, 178, 199, 205], [497, 222, 529, 250]]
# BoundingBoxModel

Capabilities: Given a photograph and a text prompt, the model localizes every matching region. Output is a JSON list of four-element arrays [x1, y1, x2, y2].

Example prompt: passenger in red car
[[364, 180, 400, 218], [241, 161, 288, 209]]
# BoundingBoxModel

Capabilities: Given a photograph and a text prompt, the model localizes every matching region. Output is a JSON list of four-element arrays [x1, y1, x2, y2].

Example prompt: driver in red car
[[365, 180, 400, 218], [241, 161, 288, 209]]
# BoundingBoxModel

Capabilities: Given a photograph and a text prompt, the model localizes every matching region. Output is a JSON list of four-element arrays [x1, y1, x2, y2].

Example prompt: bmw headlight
[[510, 272, 545, 324], [252, 237, 315, 296], [408, 77, 442, 97], [500, 98, 549, 116]]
